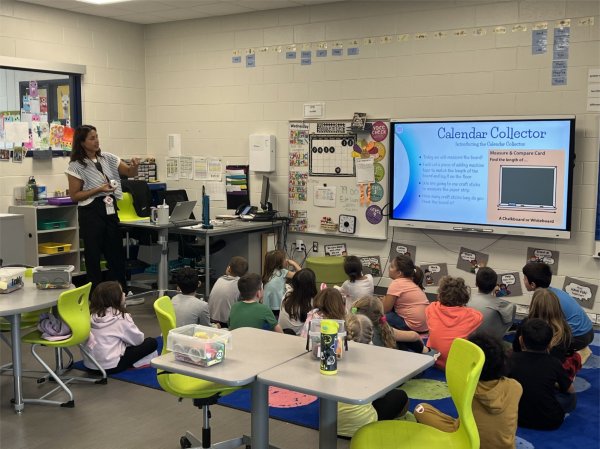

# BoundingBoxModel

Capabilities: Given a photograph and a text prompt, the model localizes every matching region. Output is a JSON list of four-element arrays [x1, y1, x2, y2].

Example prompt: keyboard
[[240, 211, 277, 222]]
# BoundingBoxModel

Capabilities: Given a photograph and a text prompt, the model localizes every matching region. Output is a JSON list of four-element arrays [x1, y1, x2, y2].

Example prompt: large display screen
[[389, 116, 575, 239]]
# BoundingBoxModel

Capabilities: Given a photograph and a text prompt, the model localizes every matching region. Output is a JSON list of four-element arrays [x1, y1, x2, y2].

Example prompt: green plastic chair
[[305, 256, 347, 288], [154, 296, 245, 449], [350, 338, 485, 449], [117, 192, 148, 222], [21, 283, 107, 407]]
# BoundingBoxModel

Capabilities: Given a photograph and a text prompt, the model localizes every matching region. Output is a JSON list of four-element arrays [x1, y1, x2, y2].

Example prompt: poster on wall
[[324, 243, 347, 256], [496, 272, 523, 297], [419, 263, 448, 287], [562, 276, 598, 310], [359, 256, 382, 277], [456, 247, 489, 274], [389, 241, 417, 263], [525, 247, 560, 275]]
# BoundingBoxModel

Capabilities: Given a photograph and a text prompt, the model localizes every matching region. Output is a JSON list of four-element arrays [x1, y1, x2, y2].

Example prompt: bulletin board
[[288, 119, 389, 240]]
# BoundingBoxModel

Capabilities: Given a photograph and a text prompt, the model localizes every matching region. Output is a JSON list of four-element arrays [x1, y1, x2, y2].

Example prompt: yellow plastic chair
[[21, 283, 107, 407], [117, 192, 148, 222], [305, 256, 347, 288], [350, 338, 485, 449], [154, 296, 246, 449]]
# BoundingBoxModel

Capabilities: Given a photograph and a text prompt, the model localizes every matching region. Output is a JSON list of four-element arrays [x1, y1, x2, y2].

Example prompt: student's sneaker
[[125, 291, 145, 306]]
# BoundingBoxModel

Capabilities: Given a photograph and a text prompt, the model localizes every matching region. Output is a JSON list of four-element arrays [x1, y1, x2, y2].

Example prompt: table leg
[[319, 397, 337, 449], [204, 234, 210, 299], [157, 228, 169, 296], [9, 314, 24, 413], [251, 381, 269, 449]]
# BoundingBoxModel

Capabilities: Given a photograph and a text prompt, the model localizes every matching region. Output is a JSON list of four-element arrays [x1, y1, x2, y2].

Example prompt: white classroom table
[[151, 327, 306, 449], [0, 282, 64, 413], [258, 341, 435, 449]]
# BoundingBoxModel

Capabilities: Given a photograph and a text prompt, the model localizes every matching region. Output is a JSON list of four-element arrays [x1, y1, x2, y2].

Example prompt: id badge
[[103, 196, 115, 215]]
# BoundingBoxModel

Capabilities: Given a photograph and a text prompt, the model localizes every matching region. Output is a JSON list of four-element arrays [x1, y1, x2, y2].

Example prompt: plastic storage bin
[[32, 265, 74, 289], [38, 220, 68, 230], [38, 242, 72, 254], [167, 324, 232, 367], [0, 267, 25, 294], [307, 319, 347, 360]]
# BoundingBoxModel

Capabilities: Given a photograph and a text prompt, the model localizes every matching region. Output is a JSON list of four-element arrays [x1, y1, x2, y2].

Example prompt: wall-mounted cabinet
[[8, 205, 81, 273]]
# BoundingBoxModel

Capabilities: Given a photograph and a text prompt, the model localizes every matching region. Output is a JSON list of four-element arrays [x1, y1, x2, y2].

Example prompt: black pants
[[78, 198, 126, 291], [397, 339, 425, 354], [106, 337, 158, 375], [372, 388, 409, 420], [572, 328, 594, 352]]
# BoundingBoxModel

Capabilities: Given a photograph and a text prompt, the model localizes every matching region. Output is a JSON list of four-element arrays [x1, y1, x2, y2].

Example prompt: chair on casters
[[350, 338, 485, 449], [21, 282, 107, 407], [305, 256, 347, 288], [154, 296, 248, 449]]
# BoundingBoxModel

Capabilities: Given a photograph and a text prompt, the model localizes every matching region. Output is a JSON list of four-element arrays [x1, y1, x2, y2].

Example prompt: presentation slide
[[391, 119, 572, 230]]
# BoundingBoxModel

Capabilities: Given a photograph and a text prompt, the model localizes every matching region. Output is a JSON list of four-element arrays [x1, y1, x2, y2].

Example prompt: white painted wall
[[0, 0, 146, 210], [0, 0, 598, 313]]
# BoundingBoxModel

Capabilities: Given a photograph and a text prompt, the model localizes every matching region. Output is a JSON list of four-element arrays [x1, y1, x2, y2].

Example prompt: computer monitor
[[260, 175, 272, 211]]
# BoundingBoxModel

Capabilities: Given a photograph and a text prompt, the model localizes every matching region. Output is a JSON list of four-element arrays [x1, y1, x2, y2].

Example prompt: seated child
[[262, 250, 301, 318], [508, 318, 576, 430], [468, 267, 516, 341], [171, 267, 210, 327], [353, 295, 429, 354], [426, 276, 483, 369], [415, 332, 522, 449], [228, 273, 283, 333], [208, 256, 248, 327], [383, 255, 429, 333], [278, 268, 317, 335], [339, 255, 374, 312], [513, 288, 580, 380], [337, 313, 409, 438], [300, 287, 347, 338], [84, 281, 157, 374]]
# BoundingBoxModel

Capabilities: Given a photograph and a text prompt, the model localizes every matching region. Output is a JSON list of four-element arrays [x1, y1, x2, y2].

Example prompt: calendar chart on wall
[[288, 119, 389, 240]]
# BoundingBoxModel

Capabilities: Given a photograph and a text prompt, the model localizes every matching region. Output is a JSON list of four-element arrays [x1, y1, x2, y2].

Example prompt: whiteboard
[[288, 119, 389, 240]]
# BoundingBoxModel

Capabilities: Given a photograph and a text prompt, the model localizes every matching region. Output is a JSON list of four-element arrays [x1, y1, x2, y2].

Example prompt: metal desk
[[258, 342, 435, 448], [0, 282, 64, 413], [151, 327, 305, 449], [174, 219, 285, 298]]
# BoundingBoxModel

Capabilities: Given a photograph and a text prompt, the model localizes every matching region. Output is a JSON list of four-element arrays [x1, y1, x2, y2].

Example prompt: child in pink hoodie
[[83, 281, 157, 374], [426, 276, 482, 369]]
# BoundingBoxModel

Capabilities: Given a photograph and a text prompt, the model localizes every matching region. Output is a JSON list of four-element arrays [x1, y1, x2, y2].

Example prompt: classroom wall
[[0, 0, 146, 212], [143, 0, 600, 312], [0, 1, 598, 312]]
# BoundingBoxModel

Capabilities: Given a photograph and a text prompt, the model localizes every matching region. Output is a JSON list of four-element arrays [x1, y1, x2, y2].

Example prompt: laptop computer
[[169, 200, 197, 225]]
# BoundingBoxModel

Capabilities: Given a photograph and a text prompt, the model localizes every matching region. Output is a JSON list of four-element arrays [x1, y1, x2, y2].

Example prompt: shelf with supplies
[[7, 204, 81, 273]]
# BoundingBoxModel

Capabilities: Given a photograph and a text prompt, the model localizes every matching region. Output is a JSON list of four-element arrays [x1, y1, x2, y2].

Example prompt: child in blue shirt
[[261, 250, 300, 318]]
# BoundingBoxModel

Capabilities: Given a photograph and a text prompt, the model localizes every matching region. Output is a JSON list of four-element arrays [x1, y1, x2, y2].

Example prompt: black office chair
[[156, 190, 226, 260]]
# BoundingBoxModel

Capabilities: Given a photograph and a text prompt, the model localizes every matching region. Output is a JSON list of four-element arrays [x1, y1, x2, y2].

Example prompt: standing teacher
[[66, 125, 140, 292]]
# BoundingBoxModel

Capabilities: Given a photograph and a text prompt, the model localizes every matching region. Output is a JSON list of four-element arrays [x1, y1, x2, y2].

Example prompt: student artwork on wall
[[12, 147, 24, 163], [526, 247, 560, 275], [456, 247, 489, 274], [359, 256, 382, 277], [389, 241, 417, 263], [419, 263, 448, 287], [562, 276, 598, 310], [496, 272, 523, 297], [324, 243, 347, 256], [288, 119, 389, 240]]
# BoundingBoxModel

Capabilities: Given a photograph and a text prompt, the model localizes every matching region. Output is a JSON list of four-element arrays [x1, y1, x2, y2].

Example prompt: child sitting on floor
[[84, 281, 157, 374], [337, 313, 409, 438], [415, 332, 522, 449], [339, 255, 374, 312], [208, 256, 248, 328], [228, 273, 283, 333], [262, 250, 301, 318], [171, 267, 210, 327], [508, 318, 576, 430], [425, 276, 482, 369], [278, 268, 317, 335], [300, 287, 347, 338]]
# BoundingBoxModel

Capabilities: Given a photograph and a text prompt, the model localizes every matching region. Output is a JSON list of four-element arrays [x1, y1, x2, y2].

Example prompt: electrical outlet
[[313, 242, 319, 252], [299, 243, 306, 252]]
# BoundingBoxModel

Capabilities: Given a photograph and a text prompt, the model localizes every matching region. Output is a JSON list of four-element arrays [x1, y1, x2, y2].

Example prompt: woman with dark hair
[[66, 125, 140, 291]]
